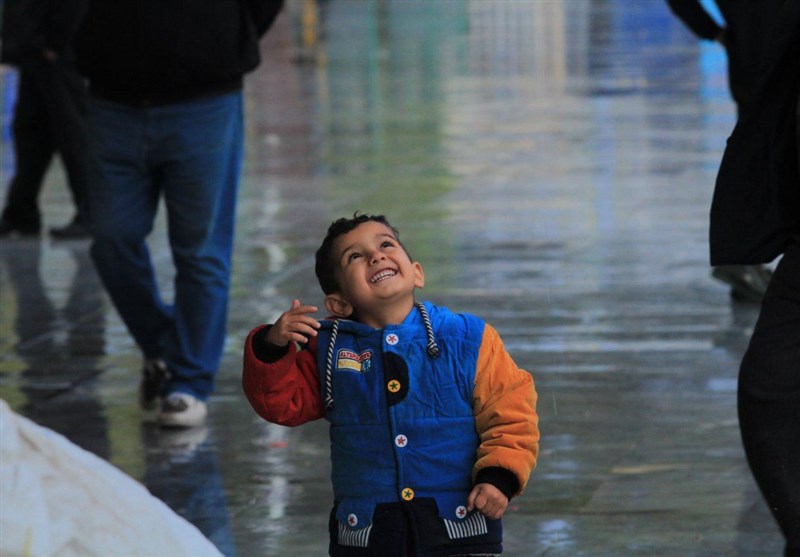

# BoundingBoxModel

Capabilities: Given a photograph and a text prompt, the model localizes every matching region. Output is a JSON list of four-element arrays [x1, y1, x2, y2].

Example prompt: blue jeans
[[86, 92, 244, 400]]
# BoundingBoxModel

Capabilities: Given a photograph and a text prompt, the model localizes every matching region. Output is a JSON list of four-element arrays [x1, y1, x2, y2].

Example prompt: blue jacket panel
[[316, 302, 485, 527]]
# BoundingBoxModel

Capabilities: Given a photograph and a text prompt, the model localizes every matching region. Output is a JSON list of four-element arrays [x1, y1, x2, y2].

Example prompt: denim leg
[[2, 68, 54, 228], [86, 94, 243, 398], [85, 97, 173, 360], [152, 93, 244, 399], [37, 58, 88, 217]]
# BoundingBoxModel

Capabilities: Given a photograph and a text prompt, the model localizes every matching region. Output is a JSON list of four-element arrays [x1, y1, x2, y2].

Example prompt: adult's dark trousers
[[738, 242, 800, 557], [1, 57, 87, 230]]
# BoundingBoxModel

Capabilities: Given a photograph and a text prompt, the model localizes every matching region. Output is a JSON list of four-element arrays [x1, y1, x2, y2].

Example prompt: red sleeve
[[242, 325, 325, 427]]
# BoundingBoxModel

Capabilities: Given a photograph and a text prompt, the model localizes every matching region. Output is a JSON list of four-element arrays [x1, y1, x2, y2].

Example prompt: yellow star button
[[401, 487, 415, 501], [387, 380, 401, 393]]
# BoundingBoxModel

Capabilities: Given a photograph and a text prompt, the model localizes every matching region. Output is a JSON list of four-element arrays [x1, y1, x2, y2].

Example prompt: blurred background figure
[[0, 0, 90, 239], [287, 0, 332, 64], [666, 0, 781, 302], [708, 1, 800, 554]]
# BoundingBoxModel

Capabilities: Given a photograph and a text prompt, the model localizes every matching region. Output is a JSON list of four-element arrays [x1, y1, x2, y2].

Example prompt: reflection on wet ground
[[0, 1, 784, 555]]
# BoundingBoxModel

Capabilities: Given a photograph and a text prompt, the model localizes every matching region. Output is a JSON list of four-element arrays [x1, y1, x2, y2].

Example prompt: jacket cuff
[[251, 326, 289, 362], [475, 467, 520, 500]]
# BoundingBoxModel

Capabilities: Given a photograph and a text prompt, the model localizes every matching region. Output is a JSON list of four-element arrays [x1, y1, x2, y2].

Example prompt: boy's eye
[[347, 252, 362, 262], [381, 240, 395, 248]]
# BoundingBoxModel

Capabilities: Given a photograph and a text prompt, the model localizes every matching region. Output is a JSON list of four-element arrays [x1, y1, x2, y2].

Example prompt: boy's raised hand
[[266, 299, 321, 347], [467, 483, 509, 520]]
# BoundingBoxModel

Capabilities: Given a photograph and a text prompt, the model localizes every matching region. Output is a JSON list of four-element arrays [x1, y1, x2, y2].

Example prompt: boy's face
[[325, 220, 424, 322]]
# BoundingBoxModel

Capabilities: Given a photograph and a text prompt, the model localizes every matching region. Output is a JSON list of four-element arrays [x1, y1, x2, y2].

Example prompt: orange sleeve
[[472, 324, 539, 495]]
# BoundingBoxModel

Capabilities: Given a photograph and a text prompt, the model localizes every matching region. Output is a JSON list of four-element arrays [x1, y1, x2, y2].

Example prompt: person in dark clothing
[[666, 0, 782, 302], [74, 0, 285, 428], [709, 1, 800, 555], [0, 0, 90, 239]]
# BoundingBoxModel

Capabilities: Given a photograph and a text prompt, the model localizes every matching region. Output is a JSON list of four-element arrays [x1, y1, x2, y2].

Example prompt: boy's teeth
[[372, 270, 395, 282]]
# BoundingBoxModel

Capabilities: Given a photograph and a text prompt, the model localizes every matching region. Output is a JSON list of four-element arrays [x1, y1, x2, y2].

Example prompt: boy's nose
[[369, 251, 385, 264]]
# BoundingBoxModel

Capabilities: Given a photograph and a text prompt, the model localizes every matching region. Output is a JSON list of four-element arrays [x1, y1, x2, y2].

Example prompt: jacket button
[[347, 513, 358, 527], [387, 380, 401, 393], [386, 333, 399, 345], [401, 487, 415, 501], [395, 434, 408, 447], [456, 505, 467, 519]]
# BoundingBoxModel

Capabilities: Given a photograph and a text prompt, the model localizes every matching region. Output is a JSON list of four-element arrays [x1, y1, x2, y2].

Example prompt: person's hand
[[467, 483, 509, 520], [266, 299, 320, 347]]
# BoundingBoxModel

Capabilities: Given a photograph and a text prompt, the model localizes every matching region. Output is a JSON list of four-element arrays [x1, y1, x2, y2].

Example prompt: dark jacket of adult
[[666, 0, 782, 109], [74, 0, 284, 106], [709, 0, 800, 265], [0, 0, 87, 65]]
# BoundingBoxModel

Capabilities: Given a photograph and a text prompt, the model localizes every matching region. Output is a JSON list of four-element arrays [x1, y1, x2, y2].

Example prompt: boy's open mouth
[[370, 269, 397, 283]]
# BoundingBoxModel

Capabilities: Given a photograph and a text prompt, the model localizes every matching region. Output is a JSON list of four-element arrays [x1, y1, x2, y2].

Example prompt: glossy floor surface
[[0, 1, 786, 556]]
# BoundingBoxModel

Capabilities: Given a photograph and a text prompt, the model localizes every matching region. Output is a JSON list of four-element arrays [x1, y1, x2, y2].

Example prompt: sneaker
[[159, 392, 208, 428], [50, 219, 90, 239], [712, 265, 773, 303], [139, 358, 169, 413]]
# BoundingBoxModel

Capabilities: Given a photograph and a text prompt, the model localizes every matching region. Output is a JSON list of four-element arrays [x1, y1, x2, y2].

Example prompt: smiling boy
[[242, 214, 539, 556]]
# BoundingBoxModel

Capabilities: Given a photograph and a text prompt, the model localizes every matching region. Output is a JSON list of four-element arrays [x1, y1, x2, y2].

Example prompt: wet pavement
[[0, 1, 786, 556]]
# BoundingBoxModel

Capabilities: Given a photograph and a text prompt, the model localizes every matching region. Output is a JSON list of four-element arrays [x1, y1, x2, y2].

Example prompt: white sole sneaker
[[159, 392, 208, 428]]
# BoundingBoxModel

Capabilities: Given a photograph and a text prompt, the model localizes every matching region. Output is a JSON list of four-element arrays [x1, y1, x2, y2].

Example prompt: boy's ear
[[413, 261, 425, 289], [324, 293, 354, 318]]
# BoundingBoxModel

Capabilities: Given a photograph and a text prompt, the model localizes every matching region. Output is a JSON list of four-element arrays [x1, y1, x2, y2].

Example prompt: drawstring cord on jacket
[[417, 301, 440, 359], [323, 301, 439, 411], [323, 318, 339, 410]]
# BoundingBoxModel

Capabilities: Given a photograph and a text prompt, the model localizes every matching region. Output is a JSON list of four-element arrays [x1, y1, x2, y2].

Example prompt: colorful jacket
[[243, 301, 538, 549]]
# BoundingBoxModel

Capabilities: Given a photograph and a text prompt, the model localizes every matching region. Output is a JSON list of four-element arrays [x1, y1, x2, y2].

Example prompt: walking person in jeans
[[75, 0, 285, 427]]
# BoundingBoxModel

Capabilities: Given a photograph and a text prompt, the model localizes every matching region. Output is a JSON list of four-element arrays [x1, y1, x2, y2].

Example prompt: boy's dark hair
[[315, 213, 403, 295]]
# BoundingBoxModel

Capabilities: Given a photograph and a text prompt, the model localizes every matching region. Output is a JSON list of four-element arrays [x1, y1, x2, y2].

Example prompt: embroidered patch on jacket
[[336, 349, 373, 373]]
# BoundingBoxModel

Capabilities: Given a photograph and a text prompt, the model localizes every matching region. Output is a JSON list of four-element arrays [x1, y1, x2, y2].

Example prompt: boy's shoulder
[[425, 302, 486, 337]]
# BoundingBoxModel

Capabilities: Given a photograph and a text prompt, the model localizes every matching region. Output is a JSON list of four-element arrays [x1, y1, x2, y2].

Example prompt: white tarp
[[0, 398, 223, 557]]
